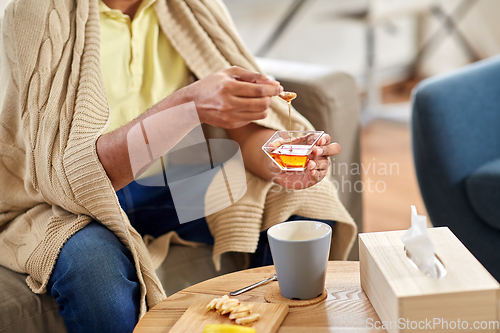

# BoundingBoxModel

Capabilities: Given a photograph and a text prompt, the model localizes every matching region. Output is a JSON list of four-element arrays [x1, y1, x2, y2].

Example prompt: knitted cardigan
[[0, 0, 356, 317]]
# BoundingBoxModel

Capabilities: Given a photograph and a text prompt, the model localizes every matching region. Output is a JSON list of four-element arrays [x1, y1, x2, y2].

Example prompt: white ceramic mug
[[267, 221, 332, 300]]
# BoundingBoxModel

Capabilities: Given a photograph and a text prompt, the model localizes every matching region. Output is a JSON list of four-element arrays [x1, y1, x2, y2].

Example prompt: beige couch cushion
[[0, 265, 66, 333], [157, 245, 246, 296]]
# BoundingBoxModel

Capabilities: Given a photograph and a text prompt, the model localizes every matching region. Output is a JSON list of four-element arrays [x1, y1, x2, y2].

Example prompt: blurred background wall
[[2, 0, 497, 81], [0, 0, 7, 16], [223, 0, 500, 85]]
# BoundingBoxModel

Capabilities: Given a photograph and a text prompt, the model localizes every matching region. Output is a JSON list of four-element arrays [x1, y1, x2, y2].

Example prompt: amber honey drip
[[278, 91, 297, 152], [288, 102, 291, 133]]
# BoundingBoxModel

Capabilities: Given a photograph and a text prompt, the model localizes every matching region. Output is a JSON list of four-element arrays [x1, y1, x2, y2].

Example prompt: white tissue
[[401, 206, 440, 278]]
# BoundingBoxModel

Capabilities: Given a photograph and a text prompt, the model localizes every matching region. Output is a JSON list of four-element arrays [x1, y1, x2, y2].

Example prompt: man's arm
[[97, 90, 194, 191], [226, 123, 276, 181]]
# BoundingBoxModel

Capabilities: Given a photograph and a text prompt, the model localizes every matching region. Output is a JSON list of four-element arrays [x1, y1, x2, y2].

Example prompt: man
[[0, 0, 356, 332]]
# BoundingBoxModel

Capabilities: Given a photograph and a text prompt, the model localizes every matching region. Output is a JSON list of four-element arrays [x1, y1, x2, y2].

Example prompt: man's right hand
[[182, 66, 283, 129]]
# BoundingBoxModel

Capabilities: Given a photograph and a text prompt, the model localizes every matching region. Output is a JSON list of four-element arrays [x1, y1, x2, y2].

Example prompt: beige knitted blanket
[[0, 0, 356, 317]]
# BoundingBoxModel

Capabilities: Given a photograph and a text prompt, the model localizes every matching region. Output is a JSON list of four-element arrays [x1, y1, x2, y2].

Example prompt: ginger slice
[[230, 304, 253, 314], [220, 300, 240, 314], [229, 310, 251, 320], [207, 296, 260, 326], [235, 313, 260, 325], [207, 298, 218, 310], [215, 295, 230, 311]]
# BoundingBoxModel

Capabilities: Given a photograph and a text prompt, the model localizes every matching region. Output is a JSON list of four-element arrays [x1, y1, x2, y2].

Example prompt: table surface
[[134, 261, 386, 332]]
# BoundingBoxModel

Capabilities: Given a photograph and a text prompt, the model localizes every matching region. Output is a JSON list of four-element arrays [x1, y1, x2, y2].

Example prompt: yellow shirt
[[99, 0, 189, 133]]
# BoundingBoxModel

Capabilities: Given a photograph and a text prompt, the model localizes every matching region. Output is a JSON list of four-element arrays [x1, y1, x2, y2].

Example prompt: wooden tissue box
[[359, 227, 499, 333]]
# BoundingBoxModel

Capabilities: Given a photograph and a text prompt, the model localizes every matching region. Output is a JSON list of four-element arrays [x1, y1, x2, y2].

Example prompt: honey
[[262, 130, 324, 172], [278, 91, 297, 133], [278, 91, 297, 153], [269, 144, 309, 169]]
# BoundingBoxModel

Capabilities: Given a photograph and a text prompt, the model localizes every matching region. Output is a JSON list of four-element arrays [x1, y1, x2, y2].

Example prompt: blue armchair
[[412, 55, 500, 281]]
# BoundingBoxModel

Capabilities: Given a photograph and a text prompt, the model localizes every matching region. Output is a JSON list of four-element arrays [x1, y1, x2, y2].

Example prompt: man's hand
[[184, 66, 283, 129], [97, 66, 282, 190], [271, 134, 340, 189]]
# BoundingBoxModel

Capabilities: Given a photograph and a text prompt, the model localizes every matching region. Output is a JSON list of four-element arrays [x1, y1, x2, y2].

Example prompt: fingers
[[313, 142, 341, 158], [231, 80, 282, 98], [227, 66, 279, 85], [235, 110, 268, 121], [307, 156, 330, 182], [307, 160, 327, 181], [211, 95, 270, 127], [230, 95, 272, 112], [318, 134, 332, 146], [308, 157, 330, 172]]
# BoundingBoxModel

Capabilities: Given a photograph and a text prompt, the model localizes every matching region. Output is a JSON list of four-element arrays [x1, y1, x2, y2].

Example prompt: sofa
[[412, 54, 500, 282], [0, 59, 362, 333]]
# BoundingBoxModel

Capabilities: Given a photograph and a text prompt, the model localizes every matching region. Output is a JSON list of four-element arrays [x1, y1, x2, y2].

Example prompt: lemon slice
[[203, 324, 256, 333]]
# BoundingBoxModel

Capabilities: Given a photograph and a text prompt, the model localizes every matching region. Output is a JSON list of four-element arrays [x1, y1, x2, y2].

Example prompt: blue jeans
[[46, 221, 140, 333], [47, 182, 335, 332]]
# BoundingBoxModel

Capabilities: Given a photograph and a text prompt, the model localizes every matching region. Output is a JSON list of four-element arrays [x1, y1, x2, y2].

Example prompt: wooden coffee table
[[134, 261, 386, 332]]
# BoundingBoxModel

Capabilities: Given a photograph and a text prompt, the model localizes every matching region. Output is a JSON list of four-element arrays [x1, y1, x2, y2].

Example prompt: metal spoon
[[229, 274, 278, 296], [278, 91, 297, 102]]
